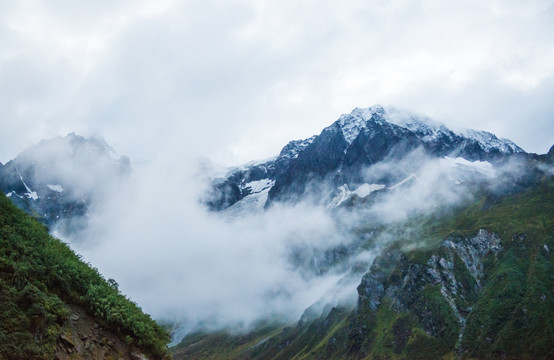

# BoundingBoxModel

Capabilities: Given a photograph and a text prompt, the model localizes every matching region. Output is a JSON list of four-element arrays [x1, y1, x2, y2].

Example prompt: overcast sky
[[1, 0, 553, 165]]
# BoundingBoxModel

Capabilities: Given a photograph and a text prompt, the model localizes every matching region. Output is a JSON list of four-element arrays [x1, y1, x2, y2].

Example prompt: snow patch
[[353, 183, 386, 198], [242, 179, 274, 194], [223, 187, 272, 218], [15, 167, 39, 200], [440, 157, 496, 178], [223, 179, 275, 218], [328, 185, 350, 208], [279, 136, 316, 160], [338, 116, 366, 144], [47, 184, 64, 193], [6, 191, 23, 199], [26, 191, 38, 200], [328, 183, 385, 208], [390, 173, 417, 190], [463, 129, 523, 153]]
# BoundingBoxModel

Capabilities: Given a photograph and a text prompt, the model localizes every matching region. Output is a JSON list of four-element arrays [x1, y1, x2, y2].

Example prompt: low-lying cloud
[[74, 155, 355, 337], [354, 149, 494, 224], [28, 137, 535, 345]]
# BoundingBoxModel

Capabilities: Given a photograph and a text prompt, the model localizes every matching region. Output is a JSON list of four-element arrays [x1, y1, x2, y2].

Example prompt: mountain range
[[205, 105, 528, 216], [1, 105, 553, 359], [181, 105, 554, 359]]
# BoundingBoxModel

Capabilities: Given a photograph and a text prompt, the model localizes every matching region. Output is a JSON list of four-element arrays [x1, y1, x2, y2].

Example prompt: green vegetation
[[403, 177, 554, 359], [171, 323, 286, 360], [0, 194, 170, 359]]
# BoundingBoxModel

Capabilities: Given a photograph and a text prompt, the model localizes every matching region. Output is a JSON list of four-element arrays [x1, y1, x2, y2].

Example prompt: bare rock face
[[357, 274, 384, 311], [356, 229, 505, 345], [443, 229, 503, 286], [54, 305, 150, 360]]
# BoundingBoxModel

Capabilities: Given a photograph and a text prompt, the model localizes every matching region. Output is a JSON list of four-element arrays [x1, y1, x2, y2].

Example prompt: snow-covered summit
[[278, 135, 317, 162], [385, 107, 455, 141], [463, 129, 523, 154], [337, 105, 386, 144], [334, 105, 523, 155], [207, 105, 527, 212], [335, 105, 450, 145]]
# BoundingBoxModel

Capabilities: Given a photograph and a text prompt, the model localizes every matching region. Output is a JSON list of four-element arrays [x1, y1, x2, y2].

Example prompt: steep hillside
[[173, 170, 554, 359], [0, 194, 170, 359]]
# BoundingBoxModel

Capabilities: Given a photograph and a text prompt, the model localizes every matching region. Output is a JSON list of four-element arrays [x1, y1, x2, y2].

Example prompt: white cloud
[[1, 0, 553, 165], [67, 145, 525, 338], [73, 154, 354, 332]]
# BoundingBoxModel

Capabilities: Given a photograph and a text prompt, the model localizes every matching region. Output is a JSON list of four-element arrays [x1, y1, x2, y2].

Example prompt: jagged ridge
[[206, 105, 525, 212]]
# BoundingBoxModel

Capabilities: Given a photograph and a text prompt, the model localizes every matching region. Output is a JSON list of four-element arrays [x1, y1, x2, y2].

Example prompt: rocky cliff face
[[357, 229, 504, 352], [55, 304, 152, 360]]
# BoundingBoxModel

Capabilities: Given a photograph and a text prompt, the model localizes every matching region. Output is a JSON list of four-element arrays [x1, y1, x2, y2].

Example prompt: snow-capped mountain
[[0, 133, 130, 238], [205, 105, 525, 212], [175, 110, 553, 360]]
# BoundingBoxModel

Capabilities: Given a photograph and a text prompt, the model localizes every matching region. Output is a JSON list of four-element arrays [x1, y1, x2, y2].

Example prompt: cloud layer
[[1, 0, 553, 165], [74, 154, 357, 335], [59, 143, 525, 343]]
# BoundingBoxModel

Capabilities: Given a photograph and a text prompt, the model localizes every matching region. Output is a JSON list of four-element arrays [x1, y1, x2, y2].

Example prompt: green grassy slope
[[0, 194, 171, 359]]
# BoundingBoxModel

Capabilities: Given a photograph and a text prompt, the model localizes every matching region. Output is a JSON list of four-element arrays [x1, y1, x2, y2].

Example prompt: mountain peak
[[337, 105, 386, 144], [334, 105, 524, 156], [462, 129, 524, 154], [278, 135, 317, 161], [0, 134, 131, 237], [335, 105, 446, 144], [208, 105, 527, 211], [351, 104, 386, 117]]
